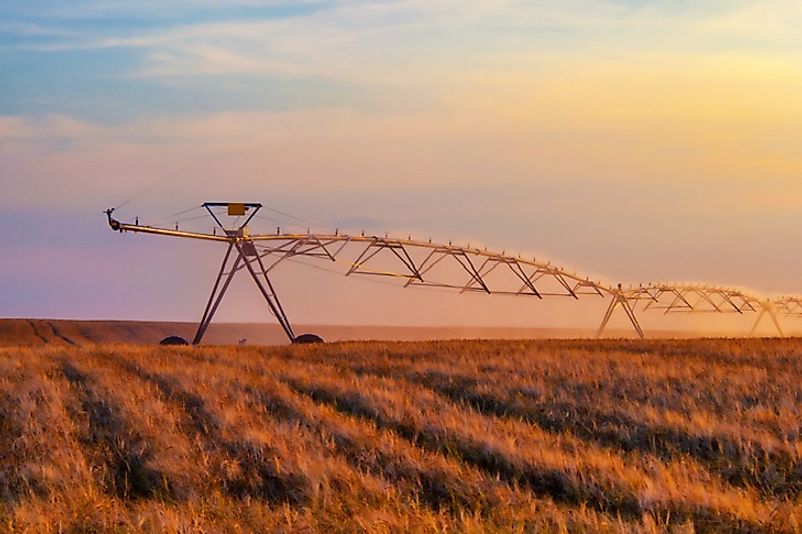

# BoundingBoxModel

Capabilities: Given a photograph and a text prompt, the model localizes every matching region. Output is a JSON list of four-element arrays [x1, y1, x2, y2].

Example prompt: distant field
[[2, 339, 801, 532], [0, 318, 705, 346]]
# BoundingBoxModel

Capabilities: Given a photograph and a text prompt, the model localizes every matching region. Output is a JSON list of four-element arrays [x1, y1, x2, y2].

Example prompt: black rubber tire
[[160, 335, 189, 346], [292, 333, 324, 344]]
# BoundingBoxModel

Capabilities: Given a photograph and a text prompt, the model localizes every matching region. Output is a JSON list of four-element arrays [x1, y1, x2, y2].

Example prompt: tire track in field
[[179, 350, 775, 531], [278, 363, 771, 533], [237, 379, 533, 518], [338, 352, 799, 490], [0, 389, 27, 501], [27, 320, 47, 344], [173, 352, 586, 518], [156, 350, 631, 525], [47, 322, 75, 345], [60, 360, 170, 500], [280, 375, 644, 520], [124, 348, 784, 531], [107, 356, 311, 505], [363, 367, 802, 498], [142, 353, 628, 529]]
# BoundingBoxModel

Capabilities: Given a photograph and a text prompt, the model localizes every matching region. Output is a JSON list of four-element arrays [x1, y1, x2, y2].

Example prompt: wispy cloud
[[0, 21, 77, 37], [9, 0, 802, 94]]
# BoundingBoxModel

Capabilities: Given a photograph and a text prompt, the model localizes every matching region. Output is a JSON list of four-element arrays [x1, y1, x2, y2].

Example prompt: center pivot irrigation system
[[105, 202, 802, 344]]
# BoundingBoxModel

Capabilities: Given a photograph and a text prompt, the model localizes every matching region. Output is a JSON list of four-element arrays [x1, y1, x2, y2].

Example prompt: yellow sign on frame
[[227, 203, 246, 216]]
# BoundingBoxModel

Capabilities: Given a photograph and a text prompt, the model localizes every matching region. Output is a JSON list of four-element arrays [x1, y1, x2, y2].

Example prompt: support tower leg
[[193, 243, 241, 345], [597, 291, 645, 339], [234, 241, 296, 342], [749, 302, 785, 338], [192, 239, 297, 345]]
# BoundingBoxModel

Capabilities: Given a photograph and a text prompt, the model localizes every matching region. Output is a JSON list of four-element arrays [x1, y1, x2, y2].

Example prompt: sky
[[2, 0, 802, 334]]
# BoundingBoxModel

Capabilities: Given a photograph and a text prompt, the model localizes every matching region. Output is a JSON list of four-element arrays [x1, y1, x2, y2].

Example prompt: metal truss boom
[[105, 205, 802, 341]]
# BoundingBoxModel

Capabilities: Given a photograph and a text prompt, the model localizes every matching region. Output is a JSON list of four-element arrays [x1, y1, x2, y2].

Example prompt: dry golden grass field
[[2, 338, 802, 532]]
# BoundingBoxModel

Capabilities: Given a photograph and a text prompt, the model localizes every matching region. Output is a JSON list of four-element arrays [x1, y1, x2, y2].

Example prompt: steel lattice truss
[[105, 202, 802, 343]]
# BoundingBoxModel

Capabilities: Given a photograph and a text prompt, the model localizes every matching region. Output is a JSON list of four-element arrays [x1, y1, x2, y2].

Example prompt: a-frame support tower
[[192, 202, 295, 345]]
